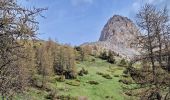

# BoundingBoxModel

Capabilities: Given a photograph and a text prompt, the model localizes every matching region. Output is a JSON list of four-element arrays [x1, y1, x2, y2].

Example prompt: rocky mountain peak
[[99, 15, 138, 48], [81, 15, 140, 59]]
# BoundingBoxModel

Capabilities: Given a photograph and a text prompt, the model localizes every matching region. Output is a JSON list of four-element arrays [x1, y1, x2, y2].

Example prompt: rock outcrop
[[81, 15, 140, 59]]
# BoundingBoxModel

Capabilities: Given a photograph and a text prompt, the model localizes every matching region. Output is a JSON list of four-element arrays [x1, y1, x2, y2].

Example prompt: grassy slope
[[9, 56, 128, 100], [57, 56, 125, 100]]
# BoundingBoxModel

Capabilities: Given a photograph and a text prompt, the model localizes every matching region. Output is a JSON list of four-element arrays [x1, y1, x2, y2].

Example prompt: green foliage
[[99, 50, 116, 64], [87, 80, 99, 85], [56, 95, 78, 100], [107, 50, 116, 64], [96, 72, 112, 79], [75, 46, 86, 61], [66, 81, 80, 86], [15, 56, 128, 100], [114, 75, 119, 77], [119, 79, 132, 85], [56, 75, 65, 82], [123, 69, 129, 75], [54, 45, 77, 79], [119, 59, 127, 66], [96, 72, 104, 76], [91, 58, 96, 62], [78, 67, 88, 76], [99, 50, 108, 60], [31, 74, 43, 88], [102, 74, 112, 79]]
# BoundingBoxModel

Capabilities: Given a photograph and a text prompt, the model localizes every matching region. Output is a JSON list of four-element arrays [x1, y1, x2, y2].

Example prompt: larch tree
[[134, 3, 170, 100]]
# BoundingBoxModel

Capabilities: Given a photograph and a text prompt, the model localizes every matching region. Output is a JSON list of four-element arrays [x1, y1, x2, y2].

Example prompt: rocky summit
[[81, 15, 140, 59]]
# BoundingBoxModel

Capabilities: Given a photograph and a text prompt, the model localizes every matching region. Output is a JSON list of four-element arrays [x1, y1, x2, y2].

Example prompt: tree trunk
[[168, 55, 170, 72]]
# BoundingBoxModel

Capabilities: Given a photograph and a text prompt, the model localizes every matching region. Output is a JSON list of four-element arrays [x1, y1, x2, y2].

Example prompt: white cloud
[[132, 2, 140, 12], [132, 0, 167, 12], [71, 0, 94, 6]]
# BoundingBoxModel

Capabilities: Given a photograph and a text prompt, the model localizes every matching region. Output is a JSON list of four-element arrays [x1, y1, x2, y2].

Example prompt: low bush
[[56, 75, 65, 82], [56, 95, 78, 100], [44, 83, 57, 92], [99, 50, 116, 64], [119, 78, 133, 85], [78, 68, 88, 76], [114, 75, 119, 77], [122, 74, 129, 78], [66, 81, 80, 86], [99, 51, 108, 60], [31, 74, 43, 88], [123, 69, 129, 75], [45, 89, 57, 99], [96, 72, 112, 79], [119, 79, 128, 84], [96, 72, 104, 76], [119, 59, 127, 66], [102, 74, 112, 79], [91, 58, 96, 62], [105, 96, 114, 99], [87, 80, 99, 85], [107, 57, 116, 64], [107, 51, 116, 64]]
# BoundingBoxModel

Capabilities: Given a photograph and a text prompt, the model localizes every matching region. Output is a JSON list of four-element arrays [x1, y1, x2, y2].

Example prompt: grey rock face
[[81, 15, 140, 59]]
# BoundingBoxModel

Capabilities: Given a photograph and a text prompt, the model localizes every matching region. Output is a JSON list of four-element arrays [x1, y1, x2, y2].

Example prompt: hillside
[[11, 56, 136, 100]]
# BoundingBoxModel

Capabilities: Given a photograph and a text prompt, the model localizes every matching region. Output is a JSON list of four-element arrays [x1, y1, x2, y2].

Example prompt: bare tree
[[0, 0, 45, 99], [133, 4, 170, 100], [136, 4, 158, 84]]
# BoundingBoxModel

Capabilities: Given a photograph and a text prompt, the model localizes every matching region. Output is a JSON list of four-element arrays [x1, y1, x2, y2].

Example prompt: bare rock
[[81, 15, 140, 59]]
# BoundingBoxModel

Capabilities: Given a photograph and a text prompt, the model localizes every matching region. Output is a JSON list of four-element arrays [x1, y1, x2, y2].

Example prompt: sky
[[19, 0, 170, 46]]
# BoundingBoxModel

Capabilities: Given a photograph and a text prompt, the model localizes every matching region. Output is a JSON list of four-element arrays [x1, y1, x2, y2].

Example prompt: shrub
[[99, 50, 116, 64], [96, 72, 112, 79], [91, 58, 96, 62], [119, 59, 127, 66], [96, 72, 104, 76], [65, 71, 77, 79], [66, 81, 80, 86], [107, 51, 116, 64], [31, 74, 43, 88], [114, 75, 119, 77], [123, 69, 129, 75], [45, 89, 57, 99], [78, 71, 84, 76], [56, 75, 65, 82], [44, 83, 57, 92], [119, 78, 133, 85], [105, 96, 114, 99], [84, 70, 88, 75], [87, 81, 99, 85], [122, 74, 129, 78], [34, 80, 43, 88], [107, 56, 116, 64], [78, 68, 88, 76], [102, 74, 112, 79], [56, 95, 77, 100], [99, 51, 108, 60]]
